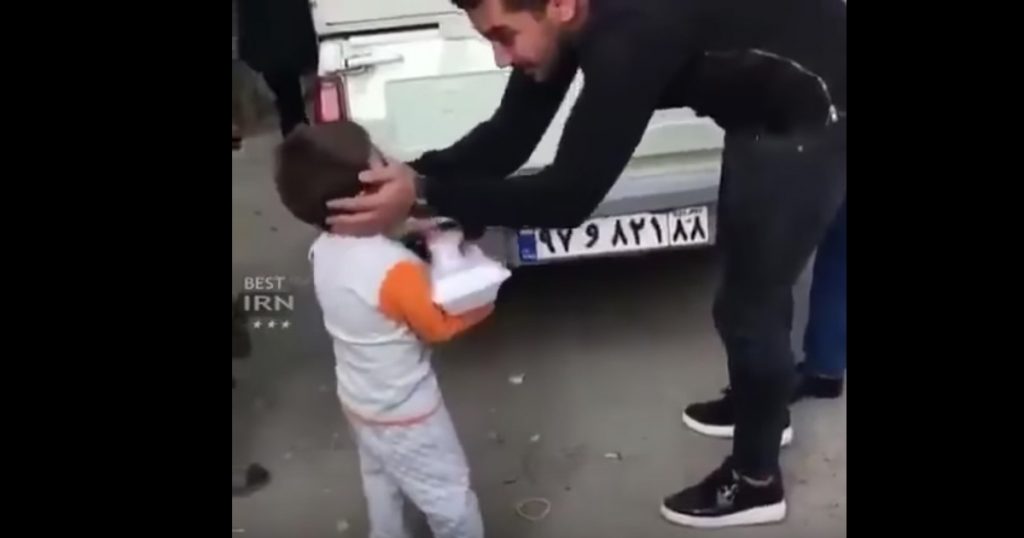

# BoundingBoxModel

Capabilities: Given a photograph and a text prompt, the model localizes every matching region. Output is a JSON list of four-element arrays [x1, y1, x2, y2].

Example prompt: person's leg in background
[[231, 297, 270, 497], [795, 199, 846, 400], [681, 196, 846, 435], [232, 0, 243, 150], [237, 0, 317, 138], [231, 60, 250, 150], [262, 69, 308, 137], [665, 123, 846, 528]]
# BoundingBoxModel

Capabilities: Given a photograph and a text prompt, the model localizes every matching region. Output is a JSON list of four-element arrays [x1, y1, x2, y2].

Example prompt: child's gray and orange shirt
[[310, 233, 491, 425]]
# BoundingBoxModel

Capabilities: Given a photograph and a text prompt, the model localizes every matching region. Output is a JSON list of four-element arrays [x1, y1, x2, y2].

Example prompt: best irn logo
[[241, 276, 295, 329]]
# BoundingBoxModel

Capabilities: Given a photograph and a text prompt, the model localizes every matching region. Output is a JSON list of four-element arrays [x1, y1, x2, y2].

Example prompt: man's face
[[466, 0, 580, 81]]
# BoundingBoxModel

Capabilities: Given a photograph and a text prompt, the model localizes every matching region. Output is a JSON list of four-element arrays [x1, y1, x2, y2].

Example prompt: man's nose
[[492, 44, 512, 68]]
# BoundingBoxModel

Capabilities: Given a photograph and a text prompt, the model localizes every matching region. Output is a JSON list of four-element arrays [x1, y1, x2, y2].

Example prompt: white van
[[310, 0, 724, 266]]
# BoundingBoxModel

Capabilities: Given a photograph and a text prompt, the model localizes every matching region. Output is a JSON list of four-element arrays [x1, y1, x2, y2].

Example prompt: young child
[[275, 122, 492, 538]]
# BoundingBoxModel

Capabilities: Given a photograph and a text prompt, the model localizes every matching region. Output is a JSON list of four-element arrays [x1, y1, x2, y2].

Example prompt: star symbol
[[268, 320, 277, 329], [281, 320, 291, 329], [253, 320, 262, 329]]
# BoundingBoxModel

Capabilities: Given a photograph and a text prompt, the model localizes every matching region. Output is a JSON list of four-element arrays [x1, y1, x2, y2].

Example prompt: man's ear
[[548, 0, 578, 23]]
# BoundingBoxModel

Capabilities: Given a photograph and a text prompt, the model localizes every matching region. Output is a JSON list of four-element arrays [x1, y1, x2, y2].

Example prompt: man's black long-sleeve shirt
[[411, 0, 846, 230]]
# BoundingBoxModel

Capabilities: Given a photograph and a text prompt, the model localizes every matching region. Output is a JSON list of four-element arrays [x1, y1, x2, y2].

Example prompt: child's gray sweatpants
[[350, 405, 483, 538]]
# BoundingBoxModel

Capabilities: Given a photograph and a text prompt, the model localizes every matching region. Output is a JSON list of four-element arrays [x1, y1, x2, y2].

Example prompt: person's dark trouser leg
[[714, 124, 846, 479], [802, 199, 847, 378], [262, 69, 307, 137]]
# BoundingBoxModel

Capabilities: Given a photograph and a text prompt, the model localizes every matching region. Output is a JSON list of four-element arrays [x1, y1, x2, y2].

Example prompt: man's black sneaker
[[682, 389, 794, 446], [792, 363, 844, 401], [661, 458, 786, 528]]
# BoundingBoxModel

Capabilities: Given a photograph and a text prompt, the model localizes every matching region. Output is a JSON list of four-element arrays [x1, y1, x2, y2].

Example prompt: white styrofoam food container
[[428, 231, 511, 315]]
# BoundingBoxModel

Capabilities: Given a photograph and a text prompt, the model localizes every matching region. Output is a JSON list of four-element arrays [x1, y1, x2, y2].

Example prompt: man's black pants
[[715, 120, 846, 478], [262, 69, 308, 137]]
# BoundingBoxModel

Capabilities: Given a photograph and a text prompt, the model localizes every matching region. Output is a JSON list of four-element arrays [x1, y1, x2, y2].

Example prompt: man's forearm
[[421, 167, 606, 230], [411, 14, 682, 233]]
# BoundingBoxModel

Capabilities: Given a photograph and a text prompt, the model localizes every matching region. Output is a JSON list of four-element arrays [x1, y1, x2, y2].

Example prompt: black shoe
[[232, 463, 271, 497], [792, 363, 844, 402], [279, 117, 309, 138], [661, 458, 786, 528], [682, 389, 794, 446]]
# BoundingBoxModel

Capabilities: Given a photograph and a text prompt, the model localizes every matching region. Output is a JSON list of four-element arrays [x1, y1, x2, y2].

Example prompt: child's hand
[[404, 217, 441, 236], [461, 303, 495, 326]]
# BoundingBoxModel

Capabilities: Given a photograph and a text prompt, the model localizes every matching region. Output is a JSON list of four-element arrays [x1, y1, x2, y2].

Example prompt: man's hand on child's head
[[326, 152, 417, 236]]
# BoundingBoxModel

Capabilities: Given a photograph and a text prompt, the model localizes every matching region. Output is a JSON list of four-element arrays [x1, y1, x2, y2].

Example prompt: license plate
[[517, 206, 711, 263]]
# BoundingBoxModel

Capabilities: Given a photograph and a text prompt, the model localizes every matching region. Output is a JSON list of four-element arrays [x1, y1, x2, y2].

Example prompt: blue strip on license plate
[[517, 230, 539, 262]]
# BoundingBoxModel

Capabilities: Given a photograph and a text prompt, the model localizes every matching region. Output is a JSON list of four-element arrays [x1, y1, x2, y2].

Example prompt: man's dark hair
[[274, 121, 372, 229], [451, 0, 550, 12]]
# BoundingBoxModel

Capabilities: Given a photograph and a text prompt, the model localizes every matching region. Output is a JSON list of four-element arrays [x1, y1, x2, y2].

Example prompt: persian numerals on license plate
[[518, 206, 710, 262]]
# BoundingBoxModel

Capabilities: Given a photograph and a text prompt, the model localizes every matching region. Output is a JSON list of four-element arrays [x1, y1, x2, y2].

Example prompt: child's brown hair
[[274, 121, 373, 229]]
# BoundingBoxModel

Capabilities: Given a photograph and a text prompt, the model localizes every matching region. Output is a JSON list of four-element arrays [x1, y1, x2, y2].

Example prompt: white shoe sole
[[660, 500, 787, 528], [681, 411, 794, 447]]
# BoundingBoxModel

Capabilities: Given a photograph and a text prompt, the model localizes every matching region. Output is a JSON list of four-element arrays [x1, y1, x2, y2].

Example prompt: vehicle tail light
[[314, 74, 348, 124]]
